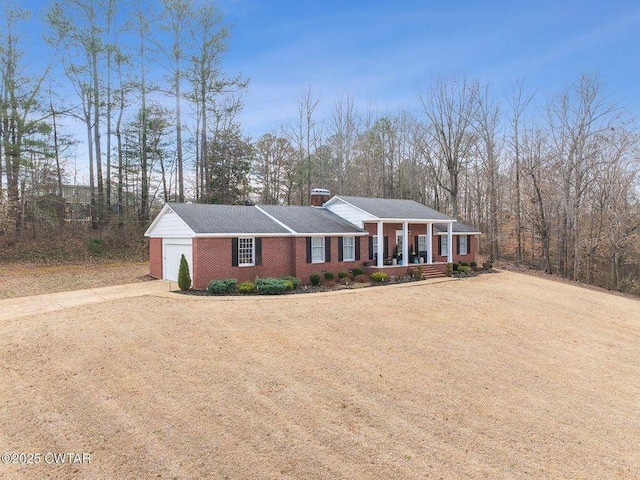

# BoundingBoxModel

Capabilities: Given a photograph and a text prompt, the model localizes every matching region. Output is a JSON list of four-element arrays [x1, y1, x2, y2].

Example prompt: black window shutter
[[438, 236, 442, 256], [456, 235, 460, 255], [368, 236, 374, 260], [414, 236, 419, 254], [325, 237, 331, 262], [232, 238, 239, 266], [384, 236, 389, 258], [467, 235, 471, 254], [338, 237, 344, 262], [355, 237, 361, 261], [255, 238, 262, 265], [306, 237, 312, 263]]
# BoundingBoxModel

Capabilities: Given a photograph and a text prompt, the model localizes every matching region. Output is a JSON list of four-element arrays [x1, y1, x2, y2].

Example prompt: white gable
[[324, 197, 377, 227], [145, 206, 194, 238]]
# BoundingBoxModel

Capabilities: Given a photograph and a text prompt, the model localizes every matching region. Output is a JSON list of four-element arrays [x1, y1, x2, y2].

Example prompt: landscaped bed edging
[[175, 267, 495, 297]]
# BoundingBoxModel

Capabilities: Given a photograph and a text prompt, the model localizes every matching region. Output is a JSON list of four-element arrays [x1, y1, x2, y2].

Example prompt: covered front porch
[[363, 219, 455, 269]]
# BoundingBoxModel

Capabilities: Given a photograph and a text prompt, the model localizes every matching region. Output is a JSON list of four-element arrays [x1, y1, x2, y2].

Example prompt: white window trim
[[238, 237, 255, 267], [459, 235, 468, 255], [440, 235, 449, 257], [372, 235, 378, 257], [312, 236, 325, 263], [343, 236, 355, 262], [418, 235, 427, 254]]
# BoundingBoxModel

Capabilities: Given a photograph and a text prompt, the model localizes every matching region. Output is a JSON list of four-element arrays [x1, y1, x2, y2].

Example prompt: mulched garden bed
[[176, 269, 493, 297]]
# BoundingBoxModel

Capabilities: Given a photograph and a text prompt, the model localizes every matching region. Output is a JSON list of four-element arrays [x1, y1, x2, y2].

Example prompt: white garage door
[[163, 238, 193, 282]]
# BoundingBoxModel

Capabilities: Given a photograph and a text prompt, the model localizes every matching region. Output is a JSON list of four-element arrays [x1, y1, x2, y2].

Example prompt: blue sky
[[213, 0, 640, 135], [14, 0, 640, 139]]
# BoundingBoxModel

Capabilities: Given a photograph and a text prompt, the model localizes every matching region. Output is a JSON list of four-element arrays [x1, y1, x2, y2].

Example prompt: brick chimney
[[310, 188, 331, 207]]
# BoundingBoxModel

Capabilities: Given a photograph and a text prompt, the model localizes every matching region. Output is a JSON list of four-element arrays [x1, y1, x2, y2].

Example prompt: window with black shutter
[[255, 238, 262, 265], [231, 238, 239, 266], [324, 237, 331, 262]]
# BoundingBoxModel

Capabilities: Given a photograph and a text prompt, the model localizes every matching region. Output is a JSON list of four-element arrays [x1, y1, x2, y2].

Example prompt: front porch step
[[409, 265, 445, 279]]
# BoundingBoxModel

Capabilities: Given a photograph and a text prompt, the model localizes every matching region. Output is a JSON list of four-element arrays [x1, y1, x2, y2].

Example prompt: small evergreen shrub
[[87, 238, 106, 256], [178, 254, 192, 290], [445, 263, 453, 277], [351, 267, 365, 276], [411, 265, 424, 279], [237, 281, 256, 294], [207, 278, 237, 294], [280, 276, 300, 289], [458, 265, 472, 274], [324, 271, 334, 281], [338, 270, 349, 279], [371, 272, 388, 282], [452, 263, 459, 272], [460, 261, 470, 267], [310, 273, 321, 285], [255, 277, 289, 295], [353, 274, 370, 283]]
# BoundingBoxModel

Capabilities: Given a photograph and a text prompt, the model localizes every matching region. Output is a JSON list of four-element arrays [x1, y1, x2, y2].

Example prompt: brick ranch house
[[145, 191, 481, 288]]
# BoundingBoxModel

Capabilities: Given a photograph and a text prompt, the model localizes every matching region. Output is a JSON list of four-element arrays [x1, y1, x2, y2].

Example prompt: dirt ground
[[0, 261, 150, 299], [1, 271, 638, 479]]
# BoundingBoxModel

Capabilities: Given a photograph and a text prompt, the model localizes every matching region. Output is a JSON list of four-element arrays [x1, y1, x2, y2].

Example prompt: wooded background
[[1, 1, 638, 294]]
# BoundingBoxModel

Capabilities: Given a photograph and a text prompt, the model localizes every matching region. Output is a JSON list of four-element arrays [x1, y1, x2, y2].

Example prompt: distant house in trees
[[145, 189, 481, 287]]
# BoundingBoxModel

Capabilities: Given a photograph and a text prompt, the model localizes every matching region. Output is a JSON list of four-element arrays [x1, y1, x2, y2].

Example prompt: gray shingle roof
[[258, 205, 365, 234], [167, 203, 290, 234], [434, 221, 482, 234], [336, 196, 455, 221]]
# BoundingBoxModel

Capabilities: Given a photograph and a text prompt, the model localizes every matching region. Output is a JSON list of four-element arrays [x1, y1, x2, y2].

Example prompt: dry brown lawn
[[0, 261, 150, 299], [1, 271, 639, 479]]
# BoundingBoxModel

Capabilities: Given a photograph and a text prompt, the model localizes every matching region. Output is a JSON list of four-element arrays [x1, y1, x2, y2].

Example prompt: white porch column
[[426, 222, 433, 264], [376, 221, 384, 267], [402, 222, 409, 266], [447, 222, 453, 263]]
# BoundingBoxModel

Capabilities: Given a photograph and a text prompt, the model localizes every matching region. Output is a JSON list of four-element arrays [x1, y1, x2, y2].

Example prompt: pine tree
[[178, 254, 191, 290]]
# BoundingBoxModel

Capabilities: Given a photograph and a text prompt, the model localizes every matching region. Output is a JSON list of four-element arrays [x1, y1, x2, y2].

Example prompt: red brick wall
[[192, 237, 293, 289], [149, 238, 163, 279], [433, 234, 477, 264], [292, 236, 369, 283]]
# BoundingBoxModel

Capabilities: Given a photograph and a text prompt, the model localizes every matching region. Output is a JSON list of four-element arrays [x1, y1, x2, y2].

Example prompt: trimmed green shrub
[[207, 278, 237, 294], [460, 261, 470, 267], [237, 281, 256, 294], [411, 265, 424, 279], [338, 270, 349, 279], [310, 273, 321, 285], [255, 277, 289, 295], [351, 267, 365, 276], [87, 238, 106, 256], [353, 274, 370, 283], [324, 271, 334, 281], [445, 263, 453, 277], [178, 254, 192, 290], [452, 262, 459, 272], [458, 265, 472, 274], [371, 272, 388, 282], [280, 276, 300, 289]]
